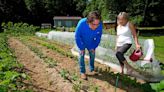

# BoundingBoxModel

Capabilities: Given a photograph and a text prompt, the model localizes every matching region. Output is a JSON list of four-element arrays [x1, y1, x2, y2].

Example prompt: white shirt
[[116, 22, 132, 46]]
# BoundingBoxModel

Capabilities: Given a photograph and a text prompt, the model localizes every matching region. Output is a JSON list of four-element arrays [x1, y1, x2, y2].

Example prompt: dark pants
[[116, 44, 132, 66]]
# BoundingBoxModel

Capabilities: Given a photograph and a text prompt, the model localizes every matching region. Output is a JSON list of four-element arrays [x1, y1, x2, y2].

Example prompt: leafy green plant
[[71, 73, 78, 81], [60, 69, 69, 80], [39, 29, 51, 33], [1, 22, 39, 36], [0, 33, 29, 91], [88, 83, 99, 92], [72, 81, 82, 92], [150, 80, 164, 92], [45, 58, 57, 68]]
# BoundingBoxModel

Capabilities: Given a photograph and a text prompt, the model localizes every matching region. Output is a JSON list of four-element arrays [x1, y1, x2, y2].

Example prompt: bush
[[39, 29, 51, 33], [0, 33, 29, 91], [1, 22, 40, 36], [130, 15, 144, 26]]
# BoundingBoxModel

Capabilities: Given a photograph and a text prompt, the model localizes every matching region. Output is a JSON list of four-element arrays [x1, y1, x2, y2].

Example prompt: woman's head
[[117, 12, 129, 26], [87, 11, 101, 30]]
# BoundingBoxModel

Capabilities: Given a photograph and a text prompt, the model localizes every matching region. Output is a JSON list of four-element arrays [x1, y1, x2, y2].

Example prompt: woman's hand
[[136, 44, 141, 50]]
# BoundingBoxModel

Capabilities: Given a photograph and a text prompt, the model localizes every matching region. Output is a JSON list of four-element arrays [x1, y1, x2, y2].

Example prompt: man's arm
[[75, 22, 85, 50]]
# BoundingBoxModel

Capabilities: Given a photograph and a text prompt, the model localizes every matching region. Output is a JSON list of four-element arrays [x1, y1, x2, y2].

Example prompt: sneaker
[[90, 71, 98, 75], [81, 73, 87, 80]]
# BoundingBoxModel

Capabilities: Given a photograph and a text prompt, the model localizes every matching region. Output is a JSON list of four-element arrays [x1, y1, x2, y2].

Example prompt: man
[[75, 11, 103, 80]]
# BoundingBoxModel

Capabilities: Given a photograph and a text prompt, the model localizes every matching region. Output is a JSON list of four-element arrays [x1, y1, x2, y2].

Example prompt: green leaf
[[0, 79, 10, 85], [4, 71, 20, 81], [8, 83, 16, 90]]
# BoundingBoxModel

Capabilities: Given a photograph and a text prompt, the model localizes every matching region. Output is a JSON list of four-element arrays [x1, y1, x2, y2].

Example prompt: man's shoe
[[81, 73, 87, 80], [90, 71, 98, 75]]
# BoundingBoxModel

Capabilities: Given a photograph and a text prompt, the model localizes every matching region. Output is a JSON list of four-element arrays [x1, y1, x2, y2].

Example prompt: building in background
[[53, 16, 81, 28], [103, 20, 116, 29]]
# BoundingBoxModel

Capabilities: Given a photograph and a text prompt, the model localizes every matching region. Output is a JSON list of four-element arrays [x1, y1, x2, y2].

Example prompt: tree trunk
[[142, 0, 149, 26]]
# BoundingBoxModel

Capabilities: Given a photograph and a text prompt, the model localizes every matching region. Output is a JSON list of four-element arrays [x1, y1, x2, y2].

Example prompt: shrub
[[1, 22, 40, 36]]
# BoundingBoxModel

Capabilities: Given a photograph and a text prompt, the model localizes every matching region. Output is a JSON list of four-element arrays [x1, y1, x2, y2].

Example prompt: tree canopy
[[0, 0, 164, 28]]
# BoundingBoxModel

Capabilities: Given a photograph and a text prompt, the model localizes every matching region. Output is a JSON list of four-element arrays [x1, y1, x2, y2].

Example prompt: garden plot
[[8, 37, 73, 92], [18, 35, 157, 92], [36, 31, 164, 82], [18, 36, 128, 92]]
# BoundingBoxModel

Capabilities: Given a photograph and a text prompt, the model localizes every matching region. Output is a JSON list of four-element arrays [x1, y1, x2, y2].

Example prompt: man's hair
[[87, 11, 101, 23], [117, 12, 129, 20]]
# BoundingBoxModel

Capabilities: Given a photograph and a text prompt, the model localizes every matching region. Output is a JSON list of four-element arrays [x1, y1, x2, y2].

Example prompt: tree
[[0, 0, 30, 32], [24, 0, 87, 24], [84, 0, 164, 26], [83, 0, 110, 20], [127, 0, 164, 26]]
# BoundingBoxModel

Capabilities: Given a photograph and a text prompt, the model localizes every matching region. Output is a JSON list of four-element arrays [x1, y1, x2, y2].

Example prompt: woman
[[115, 12, 141, 74]]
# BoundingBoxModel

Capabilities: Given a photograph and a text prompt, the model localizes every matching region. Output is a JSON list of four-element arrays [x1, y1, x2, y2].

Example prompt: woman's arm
[[115, 25, 118, 51], [129, 22, 141, 49]]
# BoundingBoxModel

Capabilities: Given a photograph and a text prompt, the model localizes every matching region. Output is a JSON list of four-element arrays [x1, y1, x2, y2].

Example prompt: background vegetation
[[0, 0, 164, 31]]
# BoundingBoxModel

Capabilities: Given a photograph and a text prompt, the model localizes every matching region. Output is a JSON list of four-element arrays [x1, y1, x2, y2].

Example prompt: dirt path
[[8, 37, 73, 92]]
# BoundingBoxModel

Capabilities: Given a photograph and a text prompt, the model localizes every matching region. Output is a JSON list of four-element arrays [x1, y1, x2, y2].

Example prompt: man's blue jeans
[[79, 50, 95, 74]]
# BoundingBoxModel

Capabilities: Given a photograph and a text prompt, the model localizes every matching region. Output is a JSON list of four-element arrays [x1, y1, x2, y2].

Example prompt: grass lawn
[[139, 35, 164, 64]]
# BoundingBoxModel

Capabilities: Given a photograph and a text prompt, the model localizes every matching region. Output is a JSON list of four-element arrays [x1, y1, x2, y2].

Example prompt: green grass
[[139, 35, 164, 63]]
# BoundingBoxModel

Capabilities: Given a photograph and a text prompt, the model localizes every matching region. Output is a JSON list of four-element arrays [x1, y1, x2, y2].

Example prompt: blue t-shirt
[[75, 18, 103, 50]]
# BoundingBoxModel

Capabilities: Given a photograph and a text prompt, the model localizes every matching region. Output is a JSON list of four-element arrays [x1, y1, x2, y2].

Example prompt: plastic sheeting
[[36, 31, 164, 82], [35, 32, 47, 38]]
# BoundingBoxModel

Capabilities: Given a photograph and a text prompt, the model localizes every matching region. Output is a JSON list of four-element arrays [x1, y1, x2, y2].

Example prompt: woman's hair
[[117, 12, 129, 20], [87, 11, 101, 23]]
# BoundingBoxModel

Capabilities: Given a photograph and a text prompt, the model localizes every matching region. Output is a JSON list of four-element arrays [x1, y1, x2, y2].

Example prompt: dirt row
[[8, 37, 73, 92]]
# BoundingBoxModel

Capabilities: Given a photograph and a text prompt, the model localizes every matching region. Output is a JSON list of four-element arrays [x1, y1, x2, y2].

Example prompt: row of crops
[[0, 33, 30, 92]]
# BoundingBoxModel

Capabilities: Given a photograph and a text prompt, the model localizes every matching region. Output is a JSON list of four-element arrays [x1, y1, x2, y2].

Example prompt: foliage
[[1, 0, 164, 27], [83, 0, 110, 20], [0, 33, 29, 91], [1, 22, 39, 36], [84, 0, 164, 26], [39, 29, 51, 33], [130, 15, 144, 26], [150, 80, 164, 92], [0, 0, 29, 23]]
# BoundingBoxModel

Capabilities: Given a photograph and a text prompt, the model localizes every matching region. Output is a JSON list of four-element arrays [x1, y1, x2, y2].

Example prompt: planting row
[[0, 34, 30, 91]]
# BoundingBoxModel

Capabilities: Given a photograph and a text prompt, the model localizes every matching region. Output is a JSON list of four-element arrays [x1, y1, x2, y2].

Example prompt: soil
[[8, 38, 73, 92]]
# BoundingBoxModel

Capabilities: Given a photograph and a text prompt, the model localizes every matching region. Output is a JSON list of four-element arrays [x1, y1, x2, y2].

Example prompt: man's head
[[87, 11, 101, 30], [117, 12, 129, 26]]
